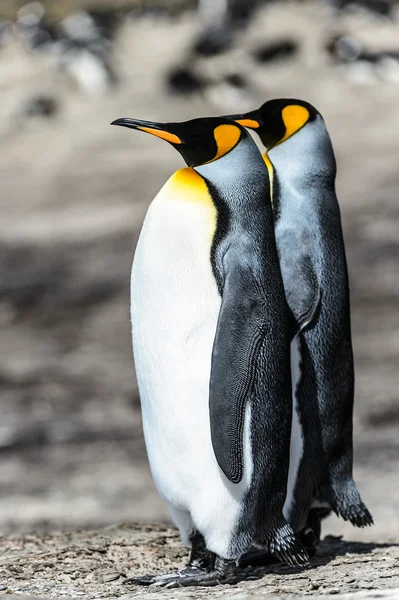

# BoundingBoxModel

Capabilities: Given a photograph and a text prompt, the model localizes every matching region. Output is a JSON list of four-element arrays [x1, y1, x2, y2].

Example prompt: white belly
[[130, 170, 252, 557], [283, 335, 304, 521]]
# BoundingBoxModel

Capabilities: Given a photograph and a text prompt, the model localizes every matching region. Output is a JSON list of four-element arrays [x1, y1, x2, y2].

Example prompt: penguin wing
[[280, 252, 321, 334], [209, 256, 272, 484]]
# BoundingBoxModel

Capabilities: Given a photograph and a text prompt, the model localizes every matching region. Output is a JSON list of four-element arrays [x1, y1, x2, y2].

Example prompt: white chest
[[131, 169, 220, 366], [130, 169, 222, 491]]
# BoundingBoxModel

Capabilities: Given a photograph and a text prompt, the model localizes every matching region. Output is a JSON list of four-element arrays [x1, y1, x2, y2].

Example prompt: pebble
[[102, 571, 121, 582]]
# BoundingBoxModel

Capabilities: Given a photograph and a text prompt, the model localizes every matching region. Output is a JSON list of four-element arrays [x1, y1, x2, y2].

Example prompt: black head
[[227, 98, 320, 150], [111, 116, 245, 167]]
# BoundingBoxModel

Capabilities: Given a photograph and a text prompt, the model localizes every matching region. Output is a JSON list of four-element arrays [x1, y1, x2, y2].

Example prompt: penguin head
[[228, 98, 320, 151], [111, 116, 246, 168]]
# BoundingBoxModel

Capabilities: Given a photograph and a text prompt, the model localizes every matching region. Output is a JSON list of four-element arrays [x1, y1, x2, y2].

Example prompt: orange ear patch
[[210, 124, 241, 162], [279, 105, 309, 145], [138, 126, 182, 145], [235, 119, 260, 129]]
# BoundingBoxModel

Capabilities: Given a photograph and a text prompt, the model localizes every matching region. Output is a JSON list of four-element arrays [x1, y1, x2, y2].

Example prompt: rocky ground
[[0, 0, 399, 598], [1, 524, 399, 599]]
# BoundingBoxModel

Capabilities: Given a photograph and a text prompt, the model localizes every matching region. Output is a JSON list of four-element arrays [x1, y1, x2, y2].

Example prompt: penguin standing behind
[[111, 115, 308, 587], [227, 99, 373, 544]]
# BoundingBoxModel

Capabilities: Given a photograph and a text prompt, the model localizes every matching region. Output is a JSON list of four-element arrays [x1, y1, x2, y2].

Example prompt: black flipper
[[209, 259, 270, 484]]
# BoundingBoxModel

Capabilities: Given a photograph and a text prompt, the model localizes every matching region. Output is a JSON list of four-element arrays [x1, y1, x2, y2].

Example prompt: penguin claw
[[160, 570, 237, 588], [123, 566, 204, 587]]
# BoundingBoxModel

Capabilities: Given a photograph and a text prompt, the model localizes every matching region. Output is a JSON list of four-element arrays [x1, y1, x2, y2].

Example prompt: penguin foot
[[157, 557, 237, 588], [123, 557, 237, 588], [123, 565, 205, 587], [298, 507, 325, 556], [298, 527, 318, 557], [239, 547, 276, 568], [189, 532, 215, 569]]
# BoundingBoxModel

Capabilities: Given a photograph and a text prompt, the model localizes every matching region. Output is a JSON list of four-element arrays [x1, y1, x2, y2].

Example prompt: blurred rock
[[227, 0, 260, 26], [17, 1, 45, 25], [12, 1, 57, 50], [54, 9, 120, 92], [224, 72, 247, 89], [20, 95, 58, 118], [326, 34, 399, 82], [60, 10, 100, 43], [333, 0, 396, 18], [192, 25, 233, 57], [11, 5, 120, 92], [166, 65, 208, 94], [59, 47, 116, 93], [326, 35, 362, 63], [253, 39, 299, 63]]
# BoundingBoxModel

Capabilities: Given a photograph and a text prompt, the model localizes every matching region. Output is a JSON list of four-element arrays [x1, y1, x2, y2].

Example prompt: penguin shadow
[[234, 537, 398, 584]]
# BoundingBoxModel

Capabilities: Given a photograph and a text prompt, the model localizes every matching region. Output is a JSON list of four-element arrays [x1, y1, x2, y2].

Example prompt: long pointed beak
[[224, 112, 261, 130], [111, 117, 182, 144]]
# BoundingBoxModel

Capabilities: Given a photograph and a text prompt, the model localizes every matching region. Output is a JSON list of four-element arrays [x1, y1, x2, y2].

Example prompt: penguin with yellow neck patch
[[111, 115, 308, 587], [227, 99, 373, 546]]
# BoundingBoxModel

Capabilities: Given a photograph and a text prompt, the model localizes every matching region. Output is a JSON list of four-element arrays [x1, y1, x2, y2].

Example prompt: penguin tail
[[337, 500, 374, 528], [266, 521, 309, 568], [329, 480, 374, 528]]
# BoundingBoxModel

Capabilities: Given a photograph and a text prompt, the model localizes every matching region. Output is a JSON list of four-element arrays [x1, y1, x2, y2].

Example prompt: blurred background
[[0, 0, 398, 542]]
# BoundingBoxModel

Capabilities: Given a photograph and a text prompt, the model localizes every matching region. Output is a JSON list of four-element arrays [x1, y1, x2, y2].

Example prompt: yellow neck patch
[[262, 152, 274, 204], [278, 104, 309, 145], [172, 167, 207, 190], [209, 124, 241, 163], [166, 168, 217, 242], [138, 126, 181, 145]]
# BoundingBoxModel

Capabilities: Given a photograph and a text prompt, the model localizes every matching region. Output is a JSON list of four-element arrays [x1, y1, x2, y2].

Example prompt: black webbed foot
[[123, 565, 205, 587], [189, 532, 215, 570], [123, 531, 219, 588], [160, 557, 237, 588], [123, 557, 237, 589], [239, 547, 277, 568], [298, 508, 325, 556]]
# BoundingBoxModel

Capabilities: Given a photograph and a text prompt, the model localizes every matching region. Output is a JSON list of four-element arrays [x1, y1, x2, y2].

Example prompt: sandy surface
[[0, 0, 399, 596]]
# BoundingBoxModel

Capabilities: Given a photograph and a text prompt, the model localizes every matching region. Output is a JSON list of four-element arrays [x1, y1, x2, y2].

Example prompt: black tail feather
[[267, 521, 309, 567]]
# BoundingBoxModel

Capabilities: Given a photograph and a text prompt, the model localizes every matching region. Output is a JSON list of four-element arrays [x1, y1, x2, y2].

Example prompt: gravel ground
[[1, 524, 399, 599]]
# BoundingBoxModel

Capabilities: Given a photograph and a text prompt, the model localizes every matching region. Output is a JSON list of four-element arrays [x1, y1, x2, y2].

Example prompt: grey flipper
[[278, 234, 321, 334], [209, 258, 269, 484]]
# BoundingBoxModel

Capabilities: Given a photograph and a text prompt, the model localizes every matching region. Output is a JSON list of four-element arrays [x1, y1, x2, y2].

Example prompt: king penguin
[[227, 99, 373, 545], [111, 115, 308, 587]]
